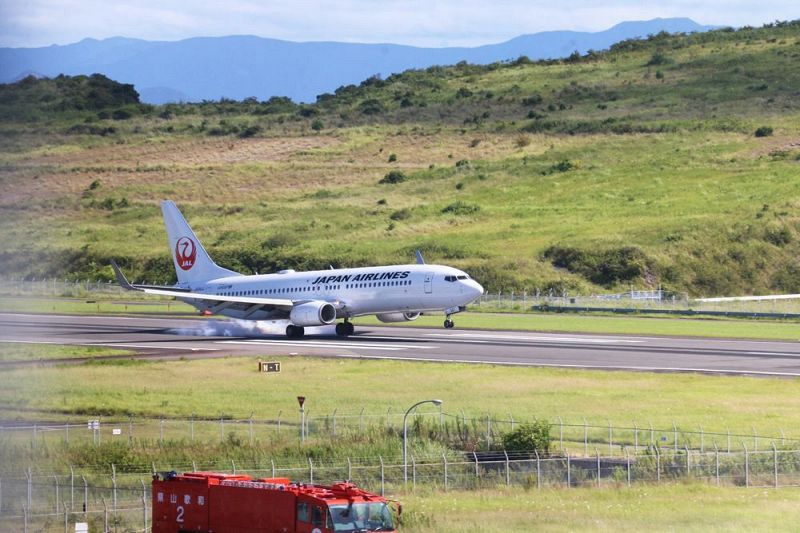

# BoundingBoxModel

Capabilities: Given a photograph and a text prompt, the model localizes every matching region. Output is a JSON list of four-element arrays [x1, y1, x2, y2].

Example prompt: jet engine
[[375, 312, 420, 323], [290, 301, 337, 326]]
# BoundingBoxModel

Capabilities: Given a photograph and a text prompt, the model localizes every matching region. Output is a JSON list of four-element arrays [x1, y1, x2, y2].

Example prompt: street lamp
[[403, 399, 443, 483]]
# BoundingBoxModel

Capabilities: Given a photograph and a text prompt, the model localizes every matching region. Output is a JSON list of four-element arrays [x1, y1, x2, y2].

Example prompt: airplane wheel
[[346, 322, 355, 335], [335, 322, 349, 337], [444, 319, 454, 329], [286, 325, 305, 338]]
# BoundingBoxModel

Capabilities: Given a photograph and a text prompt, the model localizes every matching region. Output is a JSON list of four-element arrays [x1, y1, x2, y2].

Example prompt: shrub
[[238, 125, 261, 138], [646, 51, 670, 66], [442, 201, 480, 215], [390, 208, 411, 220], [541, 245, 652, 287], [387, 153, 397, 162], [456, 87, 473, 98], [754, 126, 773, 137], [379, 170, 406, 184], [111, 108, 133, 120], [501, 421, 551, 454], [311, 119, 323, 132]]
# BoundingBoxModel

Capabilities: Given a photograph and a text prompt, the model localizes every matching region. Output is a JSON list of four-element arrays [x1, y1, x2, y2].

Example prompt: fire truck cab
[[152, 471, 397, 533]]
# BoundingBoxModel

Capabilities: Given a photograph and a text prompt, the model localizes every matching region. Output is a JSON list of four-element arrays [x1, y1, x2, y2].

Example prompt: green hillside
[[1, 22, 799, 295]]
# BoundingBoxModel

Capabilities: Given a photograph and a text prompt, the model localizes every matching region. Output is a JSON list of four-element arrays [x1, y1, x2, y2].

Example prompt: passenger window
[[297, 502, 309, 522], [312, 506, 323, 527]]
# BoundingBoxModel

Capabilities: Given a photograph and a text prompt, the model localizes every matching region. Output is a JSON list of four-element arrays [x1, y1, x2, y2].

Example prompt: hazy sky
[[1, 0, 798, 48]]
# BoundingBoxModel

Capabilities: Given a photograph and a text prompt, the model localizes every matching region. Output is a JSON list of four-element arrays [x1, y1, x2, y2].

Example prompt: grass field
[[2, 355, 798, 441], [0, 342, 132, 362], [399, 485, 800, 532], [2, 24, 800, 297]]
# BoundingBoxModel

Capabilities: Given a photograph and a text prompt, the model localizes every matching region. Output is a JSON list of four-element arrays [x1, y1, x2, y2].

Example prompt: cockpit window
[[444, 275, 457, 282], [457, 275, 468, 280]]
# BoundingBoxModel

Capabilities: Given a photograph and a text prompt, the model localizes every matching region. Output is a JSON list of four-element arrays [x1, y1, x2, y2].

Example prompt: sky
[[1, 0, 798, 48]]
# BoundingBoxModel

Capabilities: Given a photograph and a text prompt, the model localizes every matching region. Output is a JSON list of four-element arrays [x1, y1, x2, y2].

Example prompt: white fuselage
[[179, 263, 483, 321]]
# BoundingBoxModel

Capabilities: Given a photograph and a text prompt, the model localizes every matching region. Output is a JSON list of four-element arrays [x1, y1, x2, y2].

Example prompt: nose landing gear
[[444, 317, 455, 329]]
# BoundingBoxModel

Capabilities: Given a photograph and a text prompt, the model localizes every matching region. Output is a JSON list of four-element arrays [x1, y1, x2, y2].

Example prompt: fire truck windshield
[[328, 502, 394, 532]]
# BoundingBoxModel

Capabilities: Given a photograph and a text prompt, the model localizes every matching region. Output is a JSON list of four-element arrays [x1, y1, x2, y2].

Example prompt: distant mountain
[[0, 18, 715, 104]]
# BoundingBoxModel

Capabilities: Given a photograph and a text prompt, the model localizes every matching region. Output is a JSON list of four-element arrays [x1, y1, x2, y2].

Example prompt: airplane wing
[[111, 260, 295, 310]]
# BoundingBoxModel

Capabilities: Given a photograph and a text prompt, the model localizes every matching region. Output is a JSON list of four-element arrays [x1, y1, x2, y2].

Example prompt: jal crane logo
[[175, 236, 197, 271]]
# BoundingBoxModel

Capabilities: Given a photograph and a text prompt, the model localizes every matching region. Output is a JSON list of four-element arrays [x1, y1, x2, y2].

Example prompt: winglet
[[110, 260, 139, 291], [415, 249, 425, 265]]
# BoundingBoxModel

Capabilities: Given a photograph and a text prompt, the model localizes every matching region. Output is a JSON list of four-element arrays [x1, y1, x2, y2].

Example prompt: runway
[[1, 313, 800, 376]]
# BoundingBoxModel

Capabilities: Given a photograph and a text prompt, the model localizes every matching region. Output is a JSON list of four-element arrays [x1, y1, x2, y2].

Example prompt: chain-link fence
[[2, 447, 800, 532], [1, 412, 797, 458]]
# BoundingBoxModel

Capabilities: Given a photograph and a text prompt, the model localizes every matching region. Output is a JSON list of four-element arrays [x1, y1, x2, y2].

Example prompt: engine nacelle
[[289, 301, 337, 326], [375, 312, 420, 323]]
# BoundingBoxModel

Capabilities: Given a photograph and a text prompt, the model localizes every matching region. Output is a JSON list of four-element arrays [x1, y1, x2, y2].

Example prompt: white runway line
[[329, 354, 800, 377], [0, 339, 219, 351], [218, 340, 428, 351], [423, 332, 645, 344]]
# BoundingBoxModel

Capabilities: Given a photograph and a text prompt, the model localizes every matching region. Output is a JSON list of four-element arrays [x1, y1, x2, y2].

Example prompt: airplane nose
[[471, 280, 484, 297]]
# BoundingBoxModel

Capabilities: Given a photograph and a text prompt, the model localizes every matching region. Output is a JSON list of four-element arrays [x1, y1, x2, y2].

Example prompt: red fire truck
[[152, 471, 397, 533]]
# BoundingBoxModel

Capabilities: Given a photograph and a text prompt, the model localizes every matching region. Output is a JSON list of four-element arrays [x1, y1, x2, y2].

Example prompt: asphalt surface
[[1, 313, 799, 377]]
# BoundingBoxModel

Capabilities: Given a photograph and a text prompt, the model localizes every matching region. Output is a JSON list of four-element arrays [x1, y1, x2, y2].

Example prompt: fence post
[[412, 456, 417, 489], [596, 448, 601, 487], [584, 418, 588, 456], [332, 409, 337, 437], [773, 443, 779, 489], [655, 447, 661, 484], [714, 444, 720, 486], [486, 414, 491, 449], [82, 476, 88, 518], [308, 457, 314, 484], [608, 420, 613, 455], [346, 457, 352, 481], [0, 476, 2, 514], [673, 421, 678, 452], [685, 446, 690, 477], [376, 455, 385, 495], [504, 450, 510, 486], [64, 502, 69, 533], [192, 461, 197, 472], [102, 497, 108, 532], [27, 467, 32, 511], [743, 442, 749, 487], [54, 475, 60, 516], [271, 459, 276, 478], [442, 453, 448, 491], [142, 493, 148, 533], [633, 421, 638, 451], [23, 504, 28, 533], [626, 449, 631, 487], [232, 460, 236, 475], [473, 452, 479, 479], [699, 426, 704, 453], [566, 451, 571, 488], [70, 466, 74, 511], [112, 464, 117, 518], [534, 449, 541, 489], [557, 417, 564, 451]]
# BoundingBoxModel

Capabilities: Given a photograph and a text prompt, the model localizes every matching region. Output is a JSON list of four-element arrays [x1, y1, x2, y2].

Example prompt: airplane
[[111, 201, 484, 338]]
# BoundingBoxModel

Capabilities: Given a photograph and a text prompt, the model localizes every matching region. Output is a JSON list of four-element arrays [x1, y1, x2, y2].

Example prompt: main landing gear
[[444, 317, 455, 329], [335, 321, 355, 337], [286, 325, 305, 338]]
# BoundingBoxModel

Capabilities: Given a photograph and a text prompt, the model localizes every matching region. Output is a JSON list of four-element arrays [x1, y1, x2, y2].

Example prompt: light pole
[[403, 399, 443, 483]]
